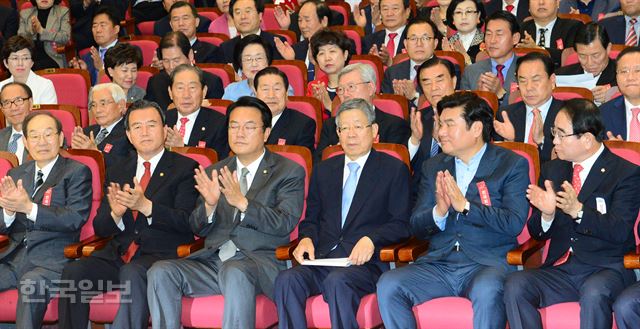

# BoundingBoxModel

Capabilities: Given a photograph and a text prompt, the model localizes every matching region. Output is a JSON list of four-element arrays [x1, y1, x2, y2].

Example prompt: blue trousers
[[614, 280, 640, 329]]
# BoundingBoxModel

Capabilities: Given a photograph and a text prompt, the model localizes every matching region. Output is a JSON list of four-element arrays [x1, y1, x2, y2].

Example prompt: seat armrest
[[380, 237, 420, 262], [624, 246, 640, 269], [65, 235, 109, 259], [81, 236, 113, 257], [0, 235, 8, 250], [276, 239, 299, 261], [507, 238, 546, 266], [397, 239, 430, 263], [177, 239, 205, 258]]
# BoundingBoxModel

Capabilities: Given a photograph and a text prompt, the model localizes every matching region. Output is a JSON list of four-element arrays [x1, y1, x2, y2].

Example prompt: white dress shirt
[[176, 109, 200, 145], [535, 19, 557, 48], [624, 97, 640, 141]]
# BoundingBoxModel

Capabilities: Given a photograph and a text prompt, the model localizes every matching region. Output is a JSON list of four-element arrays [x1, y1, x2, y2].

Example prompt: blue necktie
[[99, 48, 107, 61], [7, 133, 21, 154], [308, 61, 315, 82], [341, 162, 360, 228], [430, 139, 439, 158]]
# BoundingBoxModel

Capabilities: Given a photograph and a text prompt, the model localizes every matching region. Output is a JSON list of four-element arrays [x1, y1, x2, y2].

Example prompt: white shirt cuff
[[541, 216, 554, 232], [3, 209, 16, 227], [408, 139, 420, 160], [433, 208, 448, 231], [27, 203, 38, 222], [113, 212, 125, 231], [147, 217, 152, 226]]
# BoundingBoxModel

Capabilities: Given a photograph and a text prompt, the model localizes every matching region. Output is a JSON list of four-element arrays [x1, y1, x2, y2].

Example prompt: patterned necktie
[[32, 170, 44, 197], [413, 64, 420, 88], [94, 128, 108, 145], [496, 64, 505, 87], [630, 108, 640, 141], [7, 133, 21, 153], [538, 28, 547, 47], [626, 18, 638, 46], [178, 117, 189, 139], [218, 167, 250, 262], [387, 32, 398, 57], [572, 164, 583, 195], [341, 162, 360, 228], [122, 161, 152, 263], [527, 108, 541, 145], [506, 4, 514, 12]]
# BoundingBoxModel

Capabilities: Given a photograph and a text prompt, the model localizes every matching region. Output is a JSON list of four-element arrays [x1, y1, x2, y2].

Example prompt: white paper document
[[556, 73, 599, 90], [302, 258, 352, 267]]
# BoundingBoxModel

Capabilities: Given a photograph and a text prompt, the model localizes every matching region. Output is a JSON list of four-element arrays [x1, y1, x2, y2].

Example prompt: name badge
[[510, 82, 518, 93], [278, 138, 287, 145], [556, 39, 564, 50], [198, 141, 206, 148], [598, 13, 605, 21], [42, 188, 53, 206], [476, 181, 491, 206], [103, 143, 113, 153]]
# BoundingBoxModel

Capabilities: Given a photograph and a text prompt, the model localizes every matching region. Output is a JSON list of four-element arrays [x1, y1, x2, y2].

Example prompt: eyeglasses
[[228, 123, 264, 134], [336, 82, 370, 95], [337, 124, 372, 134], [89, 99, 116, 110], [7, 56, 32, 63], [1, 97, 30, 109], [241, 56, 266, 64], [407, 35, 435, 43], [453, 10, 479, 17], [27, 131, 59, 143], [551, 127, 580, 140], [617, 67, 640, 76]]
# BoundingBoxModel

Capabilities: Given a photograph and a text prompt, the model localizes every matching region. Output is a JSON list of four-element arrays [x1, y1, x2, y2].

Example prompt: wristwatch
[[461, 201, 470, 216]]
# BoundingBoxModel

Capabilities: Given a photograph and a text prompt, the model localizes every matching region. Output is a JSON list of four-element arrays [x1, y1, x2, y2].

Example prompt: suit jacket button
[[134, 230, 139, 235], [456, 233, 462, 238]]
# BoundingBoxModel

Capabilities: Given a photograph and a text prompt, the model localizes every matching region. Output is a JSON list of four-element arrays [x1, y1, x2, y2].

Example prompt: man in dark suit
[[217, 0, 287, 64], [69, 1, 128, 51], [254, 67, 316, 152], [147, 96, 305, 329], [163, 1, 219, 63], [600, 0, 640, 46], [382, 18, 439, 103], [363, 0, 411, 67], [316, 63, 410, 162], [154, 0, 212, 38], [494, 52, 563, 163], [69, 6, 121, 85], [0, 5, 18, 50], [600, 47, 640, 141], [483, 0, 531, 24], [0, 82, 32, 164], [614, 219, 640, 328], [274, 98, 411, 328], [71, 83, 134, 168], [0, 112, 92, 328], [504, 99, 640, 329], [377, 92, 530, 329], [555, 23, 618, 104], [57, 100, 199, 329], [519, 0, 582, 67], [461, 11, 520, 108], [164, 64, 229, 158], [145, 31, 223, 110]]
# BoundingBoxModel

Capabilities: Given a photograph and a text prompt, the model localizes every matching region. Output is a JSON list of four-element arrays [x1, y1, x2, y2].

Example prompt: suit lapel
[[578, 148, 613, 201], [343, 150, 380, 228], [512, 104, 527, 142], [613, 97, 627, 139], [32, 157, 65, 202], [329, 156, 345, 232], [144, 151, 173, 198], [245, 150, 274, 201], [467, 145, 498, 198], [188, 109, 209, 146], [268, 109, 291, 144]]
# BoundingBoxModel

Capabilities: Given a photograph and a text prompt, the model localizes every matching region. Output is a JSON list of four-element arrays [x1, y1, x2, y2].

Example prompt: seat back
[[32, 107, 80, 143], [553, 86, 594, 101], [470, 90, 499, 116], [266, 145, 312, 240], [197, 7, 222, 21], [326, 1, 350, 25], [329, 25, 364, 55], [558, 13, 592, 24], [171, 147, 218, 167], [137, 21, 156, 35], [373, 94, 409, 119], [119, 36, 161, 66], [197, 63, 235, 88], [272, 60, 308, 96], [349, 55, 384, 93], [202, 99, 233, 115], [196, 32, 230, 47], [435, 50, 466, 76], [60, 149, 105, 240], [136, 66, 159, 90], [266, 29, 297, 45], [262, 5, 281, 30], [0, 151, 18, 177], [35, 68, 90, 127], [287, 96, 323, 148]]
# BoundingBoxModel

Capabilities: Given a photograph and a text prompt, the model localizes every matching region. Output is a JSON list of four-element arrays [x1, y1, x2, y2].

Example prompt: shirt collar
[[35, 155, 59, 178], [624, 96, 640, 109], [137, 148, 165, 174], [385, 25, 406, 37], [177, 108, 200, 123], [535, 18, 557, 30], [271, 110, 284, 127], [236, 148, 266, 176], [491, 53, 516, 71], [525, 95, 553, 115], [241, 29, 262, 38], [99, 39, 118, 52], [574, 143, 605, 174], [345, 150, 371, 166], [11, 126, 23, 135], [102, 117, 122, 133], [455, 142, 487, 167], [190, 37, 197, 46]]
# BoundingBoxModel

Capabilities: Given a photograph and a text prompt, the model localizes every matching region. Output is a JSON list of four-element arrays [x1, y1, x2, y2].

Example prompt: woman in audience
[[0, 35, 57, 104], [208, 0, 237, 37], [307, 29, 351, 120], [104, 43, 146, 103], [443, 0, 485, 64], [18, 0, 71, 70], [417, 0, 451, 37]]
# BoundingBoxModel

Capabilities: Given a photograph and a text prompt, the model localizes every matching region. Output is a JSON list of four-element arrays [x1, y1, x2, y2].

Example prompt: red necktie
[[527, 108, 540, 145], [554, 164, 584, 266], [630, 108, 640, 141], [122, 161, 152, 263], [496, 64, 505, 87], [387, 32, 398, 57], [178, 117, 189, 138], [626, 18, 638, 46], [506, 4, 514, 12]]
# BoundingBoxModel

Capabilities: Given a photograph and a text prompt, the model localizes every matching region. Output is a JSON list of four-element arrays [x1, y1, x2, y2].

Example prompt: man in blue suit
[[273, 98, 411, 329], [504, 98, 640, 329], [600, 0, 639, 46], [377, 91, 530, 329], [600, 47, 640, 141]]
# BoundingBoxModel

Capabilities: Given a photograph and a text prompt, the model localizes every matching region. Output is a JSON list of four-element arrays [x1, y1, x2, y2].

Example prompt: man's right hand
[[493, 111, 516, 141], [71, 126, 98, 150], [293, 237, 315, 264], [69, 57, 88, 70], [107, 182, 128, 222], [434, 171, 451, 217], [527, 180, 556, 221], [409, 107, 423, 146]]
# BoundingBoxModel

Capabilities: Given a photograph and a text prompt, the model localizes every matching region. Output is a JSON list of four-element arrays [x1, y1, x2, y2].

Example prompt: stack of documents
[[302, 258, 352, 267]]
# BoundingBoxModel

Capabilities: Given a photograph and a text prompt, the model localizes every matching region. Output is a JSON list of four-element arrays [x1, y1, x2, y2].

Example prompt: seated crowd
[[0, 0, 640, 328]]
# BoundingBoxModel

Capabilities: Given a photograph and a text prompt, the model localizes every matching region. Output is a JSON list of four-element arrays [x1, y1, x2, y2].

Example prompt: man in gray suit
[[147, 96, 306, 329], [0, 82, 33, 164], [0, 112, 92, 328], [461, 11, 521, 108]]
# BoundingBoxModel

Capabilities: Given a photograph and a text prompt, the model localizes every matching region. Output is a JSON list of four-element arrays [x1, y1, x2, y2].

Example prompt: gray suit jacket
[[0, 127, 29, 164], [188, 149, 305, 298], [0, 156, 92, 274], [18, 6, 71, 68], [461, 56, 518, 108]]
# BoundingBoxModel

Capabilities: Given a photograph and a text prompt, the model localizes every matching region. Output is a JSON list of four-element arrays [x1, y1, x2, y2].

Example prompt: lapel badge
[[160, 172, 165, 177], [201, 127, 205, 131], [600, 168, 605, 173], [263, 169, 268, 174]]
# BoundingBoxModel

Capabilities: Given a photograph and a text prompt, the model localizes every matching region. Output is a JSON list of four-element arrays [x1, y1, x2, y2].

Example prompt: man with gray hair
[[315, 63, 410, 162], [71, 82, 133, 167], [0, 82, 33, 164], [274, 98, 411, 328]]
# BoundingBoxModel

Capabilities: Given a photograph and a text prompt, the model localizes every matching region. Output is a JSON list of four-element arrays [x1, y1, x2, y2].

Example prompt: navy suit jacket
[[84, 119, 134, 168], [521, 18, 582, 67], [145, 69, 223, 110], [267, 108, 316, 152], [411, 143, 530, 270], [91, 151, 199, 261], [0, 6, 18, 50], [483, 0, 531, 23], [528, 147, 640, 284], [192, 39, 221, 64], [494, 98, 564, 163], [600, 95, 628, 140], [410, 106, 436, 186], [298, 149, 411, 269], [153, 14, 211, 37], [362, 28, 407, 57], [601, 15, 637, 46], [165, 107, 229, 158]]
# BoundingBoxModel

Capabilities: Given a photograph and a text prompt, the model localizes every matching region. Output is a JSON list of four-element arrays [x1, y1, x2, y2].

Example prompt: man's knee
[[376, 270, 404, 300], [147, 260, 179, 285], [119, 262, 147, 282], [504, 272, 531, 302], [613, 287, 639, 315]]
